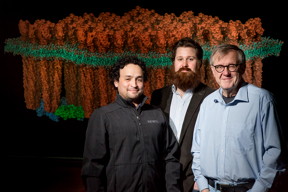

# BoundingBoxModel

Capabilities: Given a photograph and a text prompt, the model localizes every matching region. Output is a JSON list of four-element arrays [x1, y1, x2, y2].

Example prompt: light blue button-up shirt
[[170, 85, 193, 141], [192, 83, 285, 192]]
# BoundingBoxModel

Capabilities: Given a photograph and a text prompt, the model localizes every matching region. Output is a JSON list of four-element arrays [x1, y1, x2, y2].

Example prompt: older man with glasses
[[191, 44, 287, 192]]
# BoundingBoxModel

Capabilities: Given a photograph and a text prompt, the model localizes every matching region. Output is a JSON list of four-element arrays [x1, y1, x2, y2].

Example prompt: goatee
[[171, 67, 200, 91]]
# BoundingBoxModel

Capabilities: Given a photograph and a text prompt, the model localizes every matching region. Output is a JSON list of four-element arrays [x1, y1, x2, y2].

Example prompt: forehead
[[120, 63, 143, 76], [214, 50, 238, 63], [176, 47, 197, 56]]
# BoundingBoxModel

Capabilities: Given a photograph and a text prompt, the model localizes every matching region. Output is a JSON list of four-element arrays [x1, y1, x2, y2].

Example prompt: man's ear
[[114, 80, 119, 88]]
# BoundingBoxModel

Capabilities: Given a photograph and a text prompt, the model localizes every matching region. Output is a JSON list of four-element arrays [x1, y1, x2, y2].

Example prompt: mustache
[[177, 67, 192, 72]]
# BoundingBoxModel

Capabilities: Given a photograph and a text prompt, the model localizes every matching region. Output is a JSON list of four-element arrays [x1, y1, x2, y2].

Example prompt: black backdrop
[[2, 0, 287, 159]]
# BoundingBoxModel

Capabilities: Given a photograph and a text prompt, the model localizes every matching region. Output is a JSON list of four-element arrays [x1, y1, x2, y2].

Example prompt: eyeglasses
[[212, 64, 240, 73]]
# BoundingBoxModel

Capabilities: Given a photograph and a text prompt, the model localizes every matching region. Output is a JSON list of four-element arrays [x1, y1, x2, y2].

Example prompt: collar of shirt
[[116, 93, 147, 109], [171, 84, 193, 95], [216, 83, 249, 104]]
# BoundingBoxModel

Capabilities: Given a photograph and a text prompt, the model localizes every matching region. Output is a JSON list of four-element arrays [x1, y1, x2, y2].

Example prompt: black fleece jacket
[[81, 94, 181, 192]]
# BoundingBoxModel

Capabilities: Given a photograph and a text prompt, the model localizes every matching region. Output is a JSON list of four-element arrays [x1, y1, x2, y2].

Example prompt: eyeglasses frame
[[211, 64, 240, 73]]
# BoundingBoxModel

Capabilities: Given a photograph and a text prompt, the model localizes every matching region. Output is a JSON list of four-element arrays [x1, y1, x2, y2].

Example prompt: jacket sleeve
[[81, 109, 108, 192], [162, 112, 181, 192]]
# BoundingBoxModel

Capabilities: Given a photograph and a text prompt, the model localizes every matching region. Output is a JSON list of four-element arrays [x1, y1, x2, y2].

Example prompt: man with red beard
[[150, 37, 214, 192]]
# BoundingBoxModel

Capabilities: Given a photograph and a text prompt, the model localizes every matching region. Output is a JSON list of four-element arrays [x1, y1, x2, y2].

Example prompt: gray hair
[[209, 44, 246, 66]]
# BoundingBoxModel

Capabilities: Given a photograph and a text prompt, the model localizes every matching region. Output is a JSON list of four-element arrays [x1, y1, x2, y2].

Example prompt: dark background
[[0, 0, 288, 192], [1, 1, 287, 190], [2, 0, 287, 157]]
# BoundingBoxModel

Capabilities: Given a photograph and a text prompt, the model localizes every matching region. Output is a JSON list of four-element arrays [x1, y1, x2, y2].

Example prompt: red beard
[[171, 67, 201, 91]]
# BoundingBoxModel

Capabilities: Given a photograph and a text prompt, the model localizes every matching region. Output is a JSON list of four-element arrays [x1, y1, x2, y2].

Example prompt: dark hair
[[171, 37, 203, 62], [109, 55, 148, 85]]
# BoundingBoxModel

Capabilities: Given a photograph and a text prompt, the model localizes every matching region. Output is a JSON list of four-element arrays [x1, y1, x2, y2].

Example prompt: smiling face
[[114, 63, 144, 106], [211, 50, 244, 97]]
